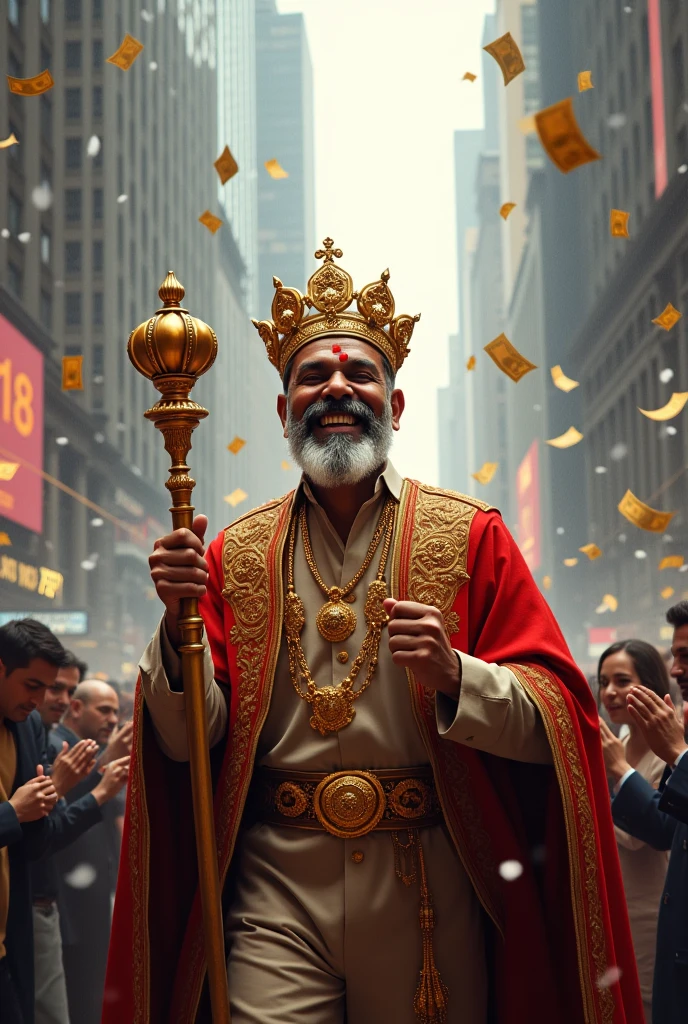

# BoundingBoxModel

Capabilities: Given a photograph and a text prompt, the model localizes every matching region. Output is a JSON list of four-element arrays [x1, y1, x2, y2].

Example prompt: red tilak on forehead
[[339, 352, 348, 362], [331, 344, 341, 353]]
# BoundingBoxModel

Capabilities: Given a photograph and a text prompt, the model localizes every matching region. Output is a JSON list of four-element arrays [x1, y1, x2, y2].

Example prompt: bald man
[[50, 682, 132, 1024]]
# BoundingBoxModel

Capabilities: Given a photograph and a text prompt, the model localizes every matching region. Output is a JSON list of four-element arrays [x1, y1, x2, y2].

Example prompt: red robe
[[104, 481, 644, 1024]]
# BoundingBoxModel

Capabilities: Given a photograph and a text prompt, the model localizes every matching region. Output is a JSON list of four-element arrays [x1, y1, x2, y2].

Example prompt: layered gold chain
[[284, 498, 396, 735]]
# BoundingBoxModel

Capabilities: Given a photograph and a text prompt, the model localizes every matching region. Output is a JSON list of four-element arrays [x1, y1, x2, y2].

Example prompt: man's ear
[[277, 393, 288, 437], [69, 698, 83, 717], [390, 388, 405, 431]]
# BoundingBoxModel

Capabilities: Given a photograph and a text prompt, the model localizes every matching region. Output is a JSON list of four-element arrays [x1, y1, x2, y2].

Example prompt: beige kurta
[[140, 462, 552, 1024], [615, 741, 669, 1010]]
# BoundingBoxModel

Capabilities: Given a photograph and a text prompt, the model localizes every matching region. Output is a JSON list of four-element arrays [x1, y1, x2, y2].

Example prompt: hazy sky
[[277, 0, 495, 482]]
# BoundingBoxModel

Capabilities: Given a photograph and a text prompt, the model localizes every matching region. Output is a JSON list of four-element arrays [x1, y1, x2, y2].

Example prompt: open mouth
[[319, 414, 359, 427]]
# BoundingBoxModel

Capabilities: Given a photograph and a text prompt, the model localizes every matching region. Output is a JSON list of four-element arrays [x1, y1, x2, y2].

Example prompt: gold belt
[[249, 766, 442, 839]]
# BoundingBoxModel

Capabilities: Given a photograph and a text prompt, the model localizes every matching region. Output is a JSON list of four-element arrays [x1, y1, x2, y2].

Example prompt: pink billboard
[[0, 314, 44, 533], [517, 440, 540, 571]]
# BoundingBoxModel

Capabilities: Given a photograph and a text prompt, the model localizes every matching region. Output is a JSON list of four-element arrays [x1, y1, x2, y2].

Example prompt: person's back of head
[[0, 618, 68, 723]]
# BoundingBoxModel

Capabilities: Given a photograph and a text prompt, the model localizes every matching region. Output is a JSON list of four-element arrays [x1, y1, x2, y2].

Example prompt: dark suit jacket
[[612, 756, 688, 1024], [0, 712, 102, 1024]]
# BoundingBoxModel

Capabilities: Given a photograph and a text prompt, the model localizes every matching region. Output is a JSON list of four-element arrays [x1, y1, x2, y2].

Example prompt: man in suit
[[51, 681, 132, 1024], [608, 600, 688, 1024], [0, 620, 124, 1024]]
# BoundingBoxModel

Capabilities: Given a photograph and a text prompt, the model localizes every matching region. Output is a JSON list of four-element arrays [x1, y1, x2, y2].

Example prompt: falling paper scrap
[[0, 532, 11, 546], [659, 367, 675, 384], [498, 860, 523, 881], [227, 436, 246, 455], [610, 209, 630, 238], [618, 489, 675, 533], [106, 34, 144, 71], [563, 558, 578, 567], [661, 586, 675, 600], [462, 72, 477, 82], [484, 333, 537, 382], [652, 303, 682, 331], [534, 97, 601, 174], [602, 594, 618, 612], [579, 543, 602, 560], [31, 184, 53, 211], [466, 355, 476, 371], [0, 133, 18, 149], [86, 135, 101, 158], [62, 356, 83, 391], [597, 967, 623, 991], [7, 69, 54, 96], [500, 202, 516, 220], [472, 462, 498, 485], [265, 159, 289, 179], [214, 145, 239, 185], [198, 210, 223, 234], [0, 463, 19, 481], [577, 70, 594, 92], [638, 392, 688, 421], [659, 555, 684, 570], [542, 576, 552, 590], [551, 365, 580, 392], [64, 863, 97, 889], [546, 426, 584, 449], [224, 488, 248, 508], [281, 460, 292, 470], [483, 32, 526, 86]]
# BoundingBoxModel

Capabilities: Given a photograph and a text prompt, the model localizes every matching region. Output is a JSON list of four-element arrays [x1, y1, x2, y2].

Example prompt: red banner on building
[[0, 315, 44, 534], [648, 0, 668, 198], [517, 440, 540, 571]]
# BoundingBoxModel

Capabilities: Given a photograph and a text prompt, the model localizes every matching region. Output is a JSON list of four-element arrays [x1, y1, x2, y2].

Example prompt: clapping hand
[[99, 720, 133, 767], [51, 738, 99, 798], [9, 766, 58, 822], [627, 686, 688, 766], [598, 718, 631, 785]]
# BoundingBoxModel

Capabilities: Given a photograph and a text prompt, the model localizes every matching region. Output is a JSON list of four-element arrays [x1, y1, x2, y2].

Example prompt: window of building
[[93, 344, 104, 376], [65, 293, 82, 326], [65, 88, 81, 120], [93, 39, 103, 68], [93, 137, 103, 169], [633, 122, 642, 175], [117, 93, 124, 135], [65, 0, 81, 21], [93, 292, 104, 325], [40, 290, 52, 329], [93, 239, 104, 273], [678, 126, 688, 166], [93, 0, 103, 21], [93, 188, 104, 222], [65, 241, 82, 273], [65, 136, 81, 170], [645, 96, 653, 149], [8, 0, 19, 27], [40, 0, 50, 22], [65, 41, 82, 71], [642, 14, 649, 70], [65, 188, 82, 222], [64, 344, 82, 357], [40, 96, 52, 143], [648, 180, 655, 205], [8, 264, 22, 298], [93, 85, 103, 120], [622, 147, 630, 199], [8, 193, 22, 236], [40, 161, 51, 187], [673, 40, 685, 108], [40, 229, 51, 266], [117, 217, 124, 260], [618, 71, 626, 113], [630, 43, 638, 96]]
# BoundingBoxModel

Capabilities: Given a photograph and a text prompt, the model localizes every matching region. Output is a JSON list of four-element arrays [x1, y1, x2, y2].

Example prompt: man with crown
[[105, 240, 644, 1024]]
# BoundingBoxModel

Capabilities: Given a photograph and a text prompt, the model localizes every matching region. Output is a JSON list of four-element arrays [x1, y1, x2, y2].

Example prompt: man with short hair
[[610, 600, 688, 1024]]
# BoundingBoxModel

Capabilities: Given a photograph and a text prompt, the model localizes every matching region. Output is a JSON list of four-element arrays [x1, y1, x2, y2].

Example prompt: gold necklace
[[284, 500, 396, 736], [300, 498, 395, 642]]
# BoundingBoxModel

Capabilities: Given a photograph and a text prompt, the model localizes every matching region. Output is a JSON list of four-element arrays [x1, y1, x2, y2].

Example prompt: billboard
[[0, 314, 44, 533], [517, 440, 540, 571], [0, 610, 87, 635]]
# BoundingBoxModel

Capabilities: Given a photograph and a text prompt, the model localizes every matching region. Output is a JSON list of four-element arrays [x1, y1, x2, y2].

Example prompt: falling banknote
[[546, 426, 584, 448], [462, 72, 477, 82], [106, 34, 144, 71], [661, 587, 675, 600], [471, 462, 498, 485], [214, 145, 239, 184], [484, 333, 537, 382], [563, 558, 578, 567], [578, 71, 594, 92], [0, 133, 19, 148], [227, 436, 246, 455], [500, 202, 516, 220], [610, 209, 630, 238], [62, 356, 83, 391], [638, 392, 688, 421], [466, 355, 476, 371], [659, 555, 684, 571], [265, 159, 289, 179], [551, 365, 580, 392], [534, 97, 601, 174], [618, 489, 675, 533], [483, 32, 526, 86], [579, 543, 602, 560], [198, 210, 223, 234], [7, 69, 54, 96], [652, 303, 682, 331]]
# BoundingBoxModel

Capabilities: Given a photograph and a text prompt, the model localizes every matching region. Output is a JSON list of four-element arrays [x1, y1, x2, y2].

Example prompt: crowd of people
[[0, 600, 686, 1023]]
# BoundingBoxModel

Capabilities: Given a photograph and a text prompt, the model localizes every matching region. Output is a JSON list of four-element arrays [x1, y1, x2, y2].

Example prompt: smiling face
[[599, 650, 640, 726], [41, 664, 81, 727], [670, 623, 688, 701], [0, 657, 58, 722], [277, 336, 404, 488]]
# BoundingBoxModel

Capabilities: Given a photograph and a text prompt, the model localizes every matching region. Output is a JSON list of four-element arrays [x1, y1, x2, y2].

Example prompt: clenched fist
[[149, 514, 209, 649], [384, 598, 461, 698]]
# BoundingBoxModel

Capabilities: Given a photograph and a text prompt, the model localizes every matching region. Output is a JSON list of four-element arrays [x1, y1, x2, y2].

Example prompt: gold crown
[[252, 237, 420, 379]]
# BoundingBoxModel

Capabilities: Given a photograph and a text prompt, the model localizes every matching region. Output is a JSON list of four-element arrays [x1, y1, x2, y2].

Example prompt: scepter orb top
[[127, 271, 217, 387]]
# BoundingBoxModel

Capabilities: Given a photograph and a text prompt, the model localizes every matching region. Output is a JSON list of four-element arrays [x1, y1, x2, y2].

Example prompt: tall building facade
[[254, 0, 315, 319]]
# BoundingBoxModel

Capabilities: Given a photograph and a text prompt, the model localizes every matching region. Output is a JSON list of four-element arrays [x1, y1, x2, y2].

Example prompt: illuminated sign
[[0, 555, 63, 599], [0, 314, 44, 533], [0, 610, 88, 635], [588, 626, 617, 659], [648, 0, 668, 198], [517, 440, 540, 571]]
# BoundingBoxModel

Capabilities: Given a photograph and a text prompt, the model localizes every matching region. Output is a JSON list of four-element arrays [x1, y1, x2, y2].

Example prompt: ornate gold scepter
[[128, 272, 231, 1023]]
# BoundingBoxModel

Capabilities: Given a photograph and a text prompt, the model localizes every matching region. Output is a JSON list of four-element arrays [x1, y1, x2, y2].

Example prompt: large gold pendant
[[316, 587, 357, 642], [309, 686, 355, 735]]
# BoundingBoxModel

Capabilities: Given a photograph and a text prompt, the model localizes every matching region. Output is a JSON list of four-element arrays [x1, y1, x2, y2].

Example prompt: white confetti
[[141, 8, 154, 21], [64, 863, 97, 889], [679, 164, 688, 175], [618, 533, 627, 543], [634, 550, 647, 560], [594, 465, 607, 474], [90, 517, 104, 527], [556, 527, 565, 535], [117, 194, 128, 204], [607, 113, 627, 130], [55, 436, 69, 446], [498, 859, 523, 881], [533, 404, 542, 412], [596, 966, 622, 990], [149, 61, 158, 71], [659, 367, 674, 384], [80, 559, 96, 571], [0, 228, 9, 239], [131, 465, 142, 476], [596, 603, 610, 614], [679, 564, 688, 573], [94, 432, 105, 443], [31, 183, 53, 211], [18, 232, 31, 244], [665, 425, 678, 436], [610, 442, 628, 461], [86, 135, 101, 158]]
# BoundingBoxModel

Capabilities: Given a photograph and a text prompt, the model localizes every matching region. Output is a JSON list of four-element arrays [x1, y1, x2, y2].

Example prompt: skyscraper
[[255, 0, 315, 318]]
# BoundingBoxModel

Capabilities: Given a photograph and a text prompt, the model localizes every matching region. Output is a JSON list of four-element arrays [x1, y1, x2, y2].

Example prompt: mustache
[[301, 397, 376, 432]]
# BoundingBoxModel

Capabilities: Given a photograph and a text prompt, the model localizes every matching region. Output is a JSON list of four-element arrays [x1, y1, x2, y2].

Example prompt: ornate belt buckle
[[313, 770, 385, 839]]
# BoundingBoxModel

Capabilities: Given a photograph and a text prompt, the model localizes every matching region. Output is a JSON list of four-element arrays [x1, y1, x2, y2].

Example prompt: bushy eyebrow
[[294, 357, 382, 379]]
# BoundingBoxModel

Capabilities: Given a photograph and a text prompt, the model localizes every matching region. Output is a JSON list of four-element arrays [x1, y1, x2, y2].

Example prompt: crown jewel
[[252, 238, 420, 378]]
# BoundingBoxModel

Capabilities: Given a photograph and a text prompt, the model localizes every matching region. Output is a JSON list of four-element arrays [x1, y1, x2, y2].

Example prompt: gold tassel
[[412, 832, 449, 1024]]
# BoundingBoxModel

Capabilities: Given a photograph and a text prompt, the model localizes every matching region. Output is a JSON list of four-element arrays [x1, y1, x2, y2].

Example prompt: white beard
[[286, 399, 394, 488]]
